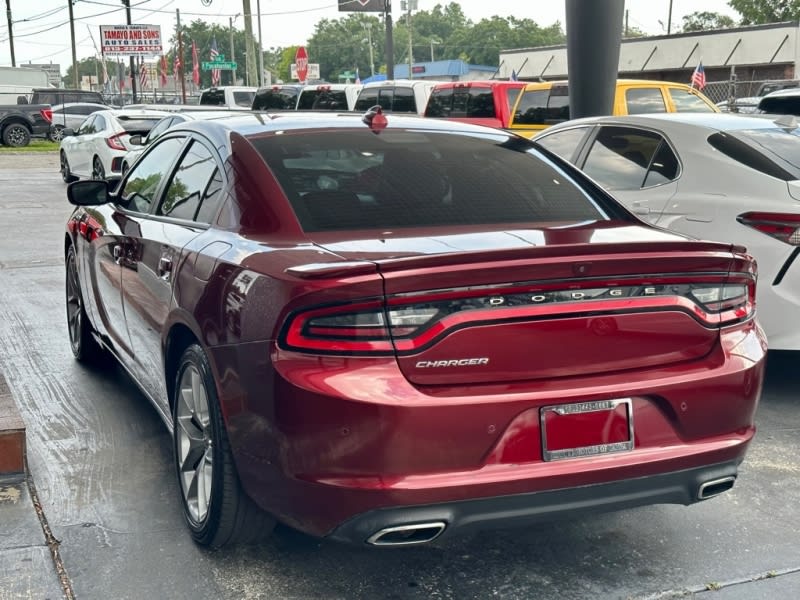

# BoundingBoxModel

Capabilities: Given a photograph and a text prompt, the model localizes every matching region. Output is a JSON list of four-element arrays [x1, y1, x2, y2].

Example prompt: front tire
[[173, 344, 275, 548], [60, 151, 77, 183], [65, 245, 102, 363]]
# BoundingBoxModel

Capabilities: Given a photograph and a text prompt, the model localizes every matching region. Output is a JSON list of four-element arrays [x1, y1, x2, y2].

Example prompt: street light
[[429, 37, 441, 62], [230, 13, 241, 85], [400, 0, 417, 79]]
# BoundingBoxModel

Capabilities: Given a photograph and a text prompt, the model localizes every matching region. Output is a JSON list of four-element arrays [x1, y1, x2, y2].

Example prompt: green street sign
[[202, 61, 237, 70]]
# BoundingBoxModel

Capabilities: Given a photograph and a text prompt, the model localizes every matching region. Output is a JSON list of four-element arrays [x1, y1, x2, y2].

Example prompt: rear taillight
[[40, 108, 52, 123], [738, 212, 800, 245], [106, 134, 126, 151], [280, 277, 756, 355]]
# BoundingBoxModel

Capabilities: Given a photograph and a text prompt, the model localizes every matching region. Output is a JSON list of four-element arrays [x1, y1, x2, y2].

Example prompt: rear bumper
[[328, 460, 741, 546], [215, 320, 765, 540]]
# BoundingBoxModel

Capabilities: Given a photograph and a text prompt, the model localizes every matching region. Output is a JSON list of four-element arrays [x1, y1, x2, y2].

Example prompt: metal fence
[[702, 78, 800, 107]]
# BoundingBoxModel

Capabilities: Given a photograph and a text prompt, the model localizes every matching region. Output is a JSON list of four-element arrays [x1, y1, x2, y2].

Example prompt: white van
[[296, 84, 362, 111], [353, 79, 437, 115]]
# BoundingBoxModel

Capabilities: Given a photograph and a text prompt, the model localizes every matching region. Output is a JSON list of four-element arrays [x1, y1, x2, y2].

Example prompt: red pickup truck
[[423, 80, 526, 129]]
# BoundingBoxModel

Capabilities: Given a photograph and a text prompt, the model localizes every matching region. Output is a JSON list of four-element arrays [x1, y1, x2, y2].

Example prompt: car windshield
[[249, 129, 608, 231], [720, 127, 800, 179]]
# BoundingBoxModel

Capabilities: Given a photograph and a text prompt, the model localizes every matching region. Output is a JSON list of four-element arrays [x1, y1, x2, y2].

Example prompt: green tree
[[63, 57, 106, 88], [682, 11, 737, 31], [727, 0, 800, 25]]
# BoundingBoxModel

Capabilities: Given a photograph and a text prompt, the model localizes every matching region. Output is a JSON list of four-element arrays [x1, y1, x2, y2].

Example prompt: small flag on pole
[[691, 61, 706, 90], [210, 37, 220, 87], [159, 55, 168, 87], [139, 61, 149, 91], [192, 41, 201, 86]]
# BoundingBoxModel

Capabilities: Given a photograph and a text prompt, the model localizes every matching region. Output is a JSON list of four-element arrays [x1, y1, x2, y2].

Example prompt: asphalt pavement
[[0, 152, 799, 600]]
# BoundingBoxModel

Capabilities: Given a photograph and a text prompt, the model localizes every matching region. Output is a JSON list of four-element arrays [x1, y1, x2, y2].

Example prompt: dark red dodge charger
[[64, 109, 766, 548]]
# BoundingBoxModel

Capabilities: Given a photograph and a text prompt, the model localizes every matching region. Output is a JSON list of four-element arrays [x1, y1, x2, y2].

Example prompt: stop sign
[[295, 46, 309, 83]]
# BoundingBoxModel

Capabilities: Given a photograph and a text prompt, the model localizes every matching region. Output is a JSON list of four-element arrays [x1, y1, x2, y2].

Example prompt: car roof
[[166, 110, 518, 146], [543, 112, 790, 133], [432, 80, 525, 89], [52, 102, 108, 111]]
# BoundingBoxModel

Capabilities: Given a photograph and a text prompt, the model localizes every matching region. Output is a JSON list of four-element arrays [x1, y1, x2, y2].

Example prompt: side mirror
[[62, 128, 75, 137], [67, 179, 112, 206], [129, 134, 143, 145]]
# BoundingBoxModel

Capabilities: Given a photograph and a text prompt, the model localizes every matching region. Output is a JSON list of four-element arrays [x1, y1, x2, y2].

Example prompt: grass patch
[[0, 139, 59, 153]]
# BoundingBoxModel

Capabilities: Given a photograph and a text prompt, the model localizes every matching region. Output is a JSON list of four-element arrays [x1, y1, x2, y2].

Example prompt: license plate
[[540, 399, 634, 461]]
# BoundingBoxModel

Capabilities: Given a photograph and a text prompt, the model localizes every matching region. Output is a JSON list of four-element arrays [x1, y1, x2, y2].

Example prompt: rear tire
[[91, 156, 106, 180], [3, 123, 31, 147], [173, 344, 275, 548], [49, 125, 65, 143], [65, 245, 102, 363]]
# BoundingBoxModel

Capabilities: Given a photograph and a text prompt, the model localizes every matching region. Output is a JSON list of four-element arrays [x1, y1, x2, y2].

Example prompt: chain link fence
[[702, 78, 800, 111]]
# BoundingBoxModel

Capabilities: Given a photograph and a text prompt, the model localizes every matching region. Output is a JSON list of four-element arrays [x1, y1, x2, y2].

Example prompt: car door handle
[[112, 245, 123, 264], [158, 256, 173, 277]]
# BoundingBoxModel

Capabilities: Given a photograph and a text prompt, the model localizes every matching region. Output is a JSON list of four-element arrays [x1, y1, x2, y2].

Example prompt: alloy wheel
[[50, 125, 65, 142], [92, 157, 105, 180], [176, 363, 214, 524], [65, 250, 83, 352]]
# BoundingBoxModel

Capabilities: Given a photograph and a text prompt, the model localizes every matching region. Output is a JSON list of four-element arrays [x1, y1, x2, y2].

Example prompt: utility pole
[[68, 0, 78, 88], [176, 8, 186, 103], [5, 0, 15, 67], [256, 0, 264, 87], [229, 16, 236, 85], [385, 0, 394, 80], [667, 0, 673, 35], [242, 0, 257, 89], [403, 0, 413, 80], [123, 0, 137, 102], [364, 22, 375, 76]]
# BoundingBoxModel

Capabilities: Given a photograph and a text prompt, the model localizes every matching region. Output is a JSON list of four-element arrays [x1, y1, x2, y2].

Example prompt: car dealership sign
[[100, 25, 163, 56], [338, 0, 385, 12]]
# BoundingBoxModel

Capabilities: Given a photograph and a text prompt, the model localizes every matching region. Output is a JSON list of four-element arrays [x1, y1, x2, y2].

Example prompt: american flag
[[174, 52, 182, 77], [210, 37, 220, 86], [139, 62, 149, 91], [159, 55, 168, 87], [691, 62, 706, 90]]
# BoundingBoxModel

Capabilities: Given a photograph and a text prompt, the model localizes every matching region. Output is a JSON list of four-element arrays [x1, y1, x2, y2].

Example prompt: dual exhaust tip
[[365, 476, 735, 546]]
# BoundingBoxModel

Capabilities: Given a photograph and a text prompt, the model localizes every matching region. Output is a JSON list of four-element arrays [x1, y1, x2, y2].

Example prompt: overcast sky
[[0, 0, 741, 73]]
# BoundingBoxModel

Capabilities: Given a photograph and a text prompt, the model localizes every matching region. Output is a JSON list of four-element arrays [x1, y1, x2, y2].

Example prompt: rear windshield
[[425, 87, 496, 119], [297, 90, 349, 110], [252, 89, 300, 110], [708, 128, 800, 180], [233, 91, 255, 107], [200, 89, 226, 106], [116, 117, 163, 134], [249, 130, 608, 231], [759, 95, 800, 116]]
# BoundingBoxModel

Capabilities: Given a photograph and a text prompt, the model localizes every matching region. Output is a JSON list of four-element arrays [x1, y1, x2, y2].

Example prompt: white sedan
[[535, 112, 800, 350], [59, 108, 170, 182]]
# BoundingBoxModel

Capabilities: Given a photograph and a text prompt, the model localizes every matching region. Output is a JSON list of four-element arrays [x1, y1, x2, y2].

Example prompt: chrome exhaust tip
[[366, 522, 447, 546], [698, 476, 736, 500]]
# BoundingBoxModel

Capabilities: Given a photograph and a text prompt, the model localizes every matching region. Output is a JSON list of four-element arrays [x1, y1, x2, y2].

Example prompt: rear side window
[[582, 126, 665, 190], [669, 88, 715, 112], [354, 89, 380, 111], [425, 87, 495, 118], [626, 88, 666, 114], [250, 130, 608, 231], [233, 91, 255, 107]]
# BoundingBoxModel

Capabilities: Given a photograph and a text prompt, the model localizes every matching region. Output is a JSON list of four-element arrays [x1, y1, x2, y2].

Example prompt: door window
[[158, 141, 221, 222], [76, 115, 96, 135], [625, 88, 667, 114], [120, 137, 186, 213], [669, 88, 715, 112], [390, 88, 416, 113], [354, 89, 379, 111], [93, 115, 107, 132], [535, 126, 592, 163], [643, 141, 680, 187], [582, 126, 664, 190], [466, 88, 495, 118]]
